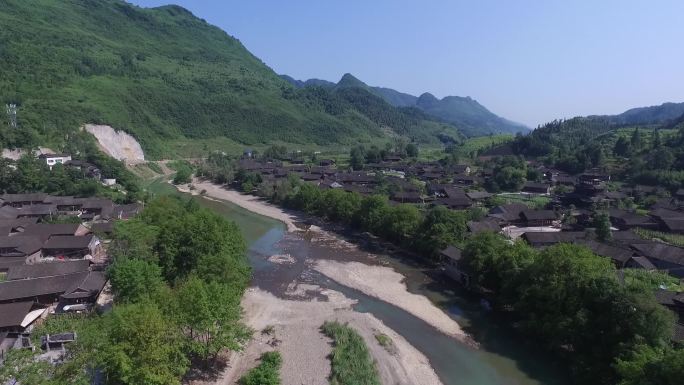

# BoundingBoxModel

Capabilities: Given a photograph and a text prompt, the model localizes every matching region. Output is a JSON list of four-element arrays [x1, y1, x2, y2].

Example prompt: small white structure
[[102, 178, 116, 186], [39, 153, 72, 170]]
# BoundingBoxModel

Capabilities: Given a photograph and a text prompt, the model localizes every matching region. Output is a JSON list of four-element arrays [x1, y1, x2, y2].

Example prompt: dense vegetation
[[0, 196, 251, 385], [0, 144, 142, 202], [460, 232, 682, 384], [321, 321, 381, 385], [238, 351, 282, 385], [0, 0, 474, 158], [508, 105, 684, 190]]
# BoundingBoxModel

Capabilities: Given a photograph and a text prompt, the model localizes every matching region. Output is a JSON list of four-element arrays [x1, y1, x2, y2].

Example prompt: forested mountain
[[0, 0, 462, 158], [282, 73, 529, 136]]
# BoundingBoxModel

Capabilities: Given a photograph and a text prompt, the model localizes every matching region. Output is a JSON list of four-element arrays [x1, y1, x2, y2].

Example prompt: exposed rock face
[[84, 124, 145, 163]]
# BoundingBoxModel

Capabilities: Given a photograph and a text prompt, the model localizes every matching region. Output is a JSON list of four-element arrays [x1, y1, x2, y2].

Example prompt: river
[[148, 179, 568, 385]]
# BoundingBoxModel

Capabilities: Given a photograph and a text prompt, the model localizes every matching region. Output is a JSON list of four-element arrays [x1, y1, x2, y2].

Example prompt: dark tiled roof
[[466, 191, 493, 200], [661, 218, 684, 232], [579, 240, 633, 264], [630, 242, 684, 266], [62, 271, 107, 299], [0, 218, 38, 229], [0, 301, 35, 328], [42, 235, 94, 250], [443, 187, 467, 199], [0, 193, 48, 203], [611, 230, 642, 241], [439, 245, 462, 261], [655, 289, 678, 306], [23, 223, 83, 241], [7, 260, 90, 280], [0, 271, 89, 302], [522, 231, 585, 245], [0, 257, 27, 271], [89, 222, 114, 234], [489, 204, 528, 222], [521, 210, 557, 221], [15, 205, 57, 216], [467, 220, 500, 234], [0, 236, 43, 256], [629, 256, 657, 270], [523, 182, 550, 190]]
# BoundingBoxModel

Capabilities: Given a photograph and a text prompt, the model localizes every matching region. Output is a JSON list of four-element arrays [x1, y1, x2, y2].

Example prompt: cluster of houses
[[10, 152, 117, 186], [0, 193, 141, 361], [237, 155, 684, 343]]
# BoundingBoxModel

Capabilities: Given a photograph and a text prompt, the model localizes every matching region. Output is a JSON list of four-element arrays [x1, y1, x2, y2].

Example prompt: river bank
[[176, 180, 298, 231], [209, 285, 444, 385], [177, 178, 470, 384], [179, 179, 470, 341]]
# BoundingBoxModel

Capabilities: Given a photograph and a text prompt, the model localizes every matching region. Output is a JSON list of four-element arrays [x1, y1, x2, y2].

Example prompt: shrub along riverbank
[[322, 321, 381, 385], [0, 196, 252, 385]]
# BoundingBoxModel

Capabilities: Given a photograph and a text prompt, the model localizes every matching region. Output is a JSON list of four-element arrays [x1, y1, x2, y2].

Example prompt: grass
[[374, 333, 393, 353], [634, 227, 684, 248], [456, 135, 514, 157], [238, 351, 282, 385], [321, 321, 381, 385], [145, 162, 163, 174], [494, 193, 551, 210]]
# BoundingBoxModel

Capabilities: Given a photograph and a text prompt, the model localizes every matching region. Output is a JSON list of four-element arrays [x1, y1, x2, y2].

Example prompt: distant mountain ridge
[[599, 102, 684, 126], [280, 73, 530, 136]]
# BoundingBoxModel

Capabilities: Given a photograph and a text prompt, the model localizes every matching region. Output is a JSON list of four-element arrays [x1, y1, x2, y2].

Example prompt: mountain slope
[[282, 73, 529, 136], [0, 0, 460, 158]]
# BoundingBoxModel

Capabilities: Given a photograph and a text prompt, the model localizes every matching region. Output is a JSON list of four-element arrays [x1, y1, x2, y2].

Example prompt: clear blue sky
[[130, 0, 683, 127]]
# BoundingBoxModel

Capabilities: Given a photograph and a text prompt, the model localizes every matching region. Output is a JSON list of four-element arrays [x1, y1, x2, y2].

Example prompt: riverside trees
[[460, 233, 679, 384]]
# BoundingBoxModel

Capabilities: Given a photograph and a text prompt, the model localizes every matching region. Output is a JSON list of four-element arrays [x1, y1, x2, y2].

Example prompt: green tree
[[406, 143, 419, 157], [94, 303, 189, 385], [353, 194, 390, 233], [415, 206, 469, 255], [616, 346, 684, 385], [109, 219, 160, 261], [614, 136, 632, 157], [381, 204, 421, 244], [174, 276, 251, 361], [631, 127, 643, 151], [593, 212, 612, 241], [0, 349, 54, 385], [349, 145, 366, 170], [107, 258, 166, 303]]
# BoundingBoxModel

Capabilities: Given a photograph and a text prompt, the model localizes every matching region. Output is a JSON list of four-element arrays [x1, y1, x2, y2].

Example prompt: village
[[231, 149, 684, 345], [0, 191, 141, 362]]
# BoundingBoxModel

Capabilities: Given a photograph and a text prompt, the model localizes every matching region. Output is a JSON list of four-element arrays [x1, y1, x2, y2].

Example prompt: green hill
[[282, 73, 529, 136], [0, 0, 464, 158], [508, 103, 684, 177]]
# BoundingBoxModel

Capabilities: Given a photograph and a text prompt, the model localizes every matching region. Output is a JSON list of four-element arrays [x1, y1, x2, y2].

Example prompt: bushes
[[321, 321, 380, 385], [239, 351, 282, 385], [169, 160, 194, 185]]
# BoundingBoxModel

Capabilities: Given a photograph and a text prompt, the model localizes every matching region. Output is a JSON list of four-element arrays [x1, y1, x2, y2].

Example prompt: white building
[[39, 153, 72, 170]]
